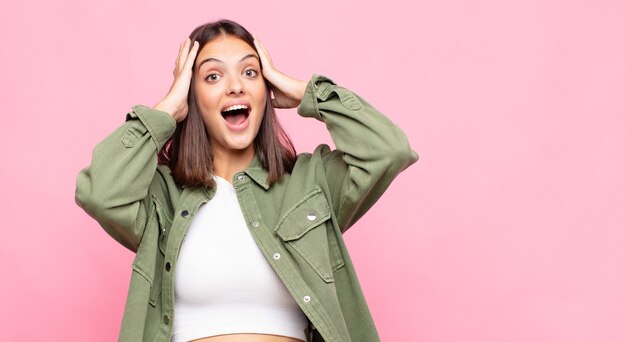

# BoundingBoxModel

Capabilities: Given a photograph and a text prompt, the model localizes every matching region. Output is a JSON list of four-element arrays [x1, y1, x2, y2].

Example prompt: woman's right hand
[[154, 38, 200, 122]]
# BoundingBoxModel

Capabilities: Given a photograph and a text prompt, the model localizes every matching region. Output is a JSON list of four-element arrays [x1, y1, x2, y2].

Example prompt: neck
[[212, 145, 255, 184]]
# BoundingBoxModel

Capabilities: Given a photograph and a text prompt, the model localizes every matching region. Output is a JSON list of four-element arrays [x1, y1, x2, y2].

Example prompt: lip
[[220, 100, 251, 132]]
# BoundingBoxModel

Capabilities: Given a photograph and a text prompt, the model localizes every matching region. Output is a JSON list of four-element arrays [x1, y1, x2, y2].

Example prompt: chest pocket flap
[[275, 189, 336, 283], [275, 189, 331, 240]]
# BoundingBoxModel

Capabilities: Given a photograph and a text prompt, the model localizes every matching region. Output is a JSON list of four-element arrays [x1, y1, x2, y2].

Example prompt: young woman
[[76, 19, 417, 342]]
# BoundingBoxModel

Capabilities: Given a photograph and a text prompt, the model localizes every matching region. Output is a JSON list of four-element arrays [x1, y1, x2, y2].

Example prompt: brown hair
[[158, 19, 296, 188]]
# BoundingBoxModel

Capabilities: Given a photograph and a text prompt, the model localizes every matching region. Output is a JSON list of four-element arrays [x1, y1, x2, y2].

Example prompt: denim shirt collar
[[242, 153, 270, 190]]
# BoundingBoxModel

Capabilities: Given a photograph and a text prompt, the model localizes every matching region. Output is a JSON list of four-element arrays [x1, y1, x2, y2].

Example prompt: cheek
[[247, 78, 266, 98], [195, 84, 222, 113]]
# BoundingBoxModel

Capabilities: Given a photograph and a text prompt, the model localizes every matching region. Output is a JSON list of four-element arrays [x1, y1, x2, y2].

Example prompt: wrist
[[154, 101, 178, 121], [295, 80, 307, 102]]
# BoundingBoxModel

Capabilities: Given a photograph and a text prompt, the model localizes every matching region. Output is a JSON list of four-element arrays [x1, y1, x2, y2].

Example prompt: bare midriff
[[190, 333, 305, 342]]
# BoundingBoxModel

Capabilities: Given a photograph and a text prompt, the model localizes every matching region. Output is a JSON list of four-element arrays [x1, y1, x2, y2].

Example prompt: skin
[[155, 35, 307, 183], [193, 35, 267, 180], [153, 36, 309, 341]]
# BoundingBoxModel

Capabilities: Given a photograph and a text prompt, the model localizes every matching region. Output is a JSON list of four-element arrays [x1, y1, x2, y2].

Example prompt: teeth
[[223, 104, 249, 112]]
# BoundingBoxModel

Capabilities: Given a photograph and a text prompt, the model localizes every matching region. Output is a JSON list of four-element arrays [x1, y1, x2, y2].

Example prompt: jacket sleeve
[[297, 74, 418, 233], [75, 105, 176, 252]]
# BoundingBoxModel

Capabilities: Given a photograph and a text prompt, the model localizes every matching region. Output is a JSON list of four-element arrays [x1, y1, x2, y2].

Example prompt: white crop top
[[172, 176, 308, 342]]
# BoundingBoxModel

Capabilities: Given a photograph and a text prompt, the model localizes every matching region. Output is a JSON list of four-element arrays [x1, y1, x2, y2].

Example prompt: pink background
[[1, 0, 625, 340]]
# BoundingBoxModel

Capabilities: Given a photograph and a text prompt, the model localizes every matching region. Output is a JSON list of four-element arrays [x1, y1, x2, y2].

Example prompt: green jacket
[[75, 74, 418, 342]]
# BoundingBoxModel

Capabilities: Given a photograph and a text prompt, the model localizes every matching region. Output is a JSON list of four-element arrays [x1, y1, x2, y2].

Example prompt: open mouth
[[221, 104, 250, 127]]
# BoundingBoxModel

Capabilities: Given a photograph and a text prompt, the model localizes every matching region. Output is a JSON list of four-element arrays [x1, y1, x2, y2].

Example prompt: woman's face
[[193, 35, 266, 158]]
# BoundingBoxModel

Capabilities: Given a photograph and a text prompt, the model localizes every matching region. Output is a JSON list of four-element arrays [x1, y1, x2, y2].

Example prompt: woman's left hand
[[254, 36, 307, 109]]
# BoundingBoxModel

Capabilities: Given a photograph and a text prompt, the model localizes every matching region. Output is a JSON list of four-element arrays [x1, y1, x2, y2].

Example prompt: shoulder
[[293, 144, 339, 166], [154, 164, 176, 189], [148, 164, 183, 213], [291, 144, 347, 180], [285, 144, 346, 193]]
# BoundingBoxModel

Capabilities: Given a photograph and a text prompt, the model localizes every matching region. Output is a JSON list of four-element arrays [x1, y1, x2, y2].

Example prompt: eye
[[205, 73, 221, 82], [243, 68, 258, 78]]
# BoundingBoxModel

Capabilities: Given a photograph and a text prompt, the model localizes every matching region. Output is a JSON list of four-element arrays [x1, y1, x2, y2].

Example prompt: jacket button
[[273, 253, 281, 260], [303, 295, 311, 303], [252, 221, 259, 227], [237, 175, 246, 182], [307, 213, 317, 221], [181, 210, 189, 217], [163, 314, 170, 325], [165, 262, 171, 272]]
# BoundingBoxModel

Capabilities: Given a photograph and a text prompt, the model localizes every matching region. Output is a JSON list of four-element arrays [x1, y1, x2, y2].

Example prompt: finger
[[174, 40, 187, 76], [182, 41, 199, 73], [253, 35, 266, 53], [176, 38, 192, 73], [256, 39, 271, 65], [176, 39, 187, 61], [174, 41, 184, 75], [180, 38, 191, 58], [253, 36, 272, 67]]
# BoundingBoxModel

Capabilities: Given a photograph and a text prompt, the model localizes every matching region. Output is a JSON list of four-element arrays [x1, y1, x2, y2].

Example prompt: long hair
[[158, 19, 296, 188]]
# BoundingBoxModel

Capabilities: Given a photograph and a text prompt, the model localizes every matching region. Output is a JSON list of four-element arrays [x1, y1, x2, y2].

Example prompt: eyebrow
[[197, 53, 259, 70]]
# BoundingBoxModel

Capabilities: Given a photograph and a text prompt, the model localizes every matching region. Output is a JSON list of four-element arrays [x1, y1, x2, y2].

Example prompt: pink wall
[[1, 0, 625, 340]]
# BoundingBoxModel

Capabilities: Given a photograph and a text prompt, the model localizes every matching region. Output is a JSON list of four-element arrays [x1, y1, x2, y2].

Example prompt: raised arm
[[299, 75, 418, 232], [254, 38, 418, 233], [75, 106, 177, 251], [75, 38, 199, 251]]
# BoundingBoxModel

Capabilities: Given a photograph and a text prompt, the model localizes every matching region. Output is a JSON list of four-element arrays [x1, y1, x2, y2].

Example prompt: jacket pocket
[[152, 195, 172, 256], [132, 198, 165, 308], [131, 245, 162, 308], [275, 189, 338, 283], [147, 260, 163, 307]]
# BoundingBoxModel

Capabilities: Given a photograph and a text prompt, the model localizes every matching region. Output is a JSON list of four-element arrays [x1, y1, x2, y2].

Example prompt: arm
[[298, 75, 418, 232], [253, 38, 418, 233], [75, 107, 176, 251], [75, 38, 199, 251]]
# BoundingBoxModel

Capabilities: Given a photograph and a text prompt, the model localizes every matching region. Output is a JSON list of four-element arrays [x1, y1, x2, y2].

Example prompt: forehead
[[195, 35, 258, 68]]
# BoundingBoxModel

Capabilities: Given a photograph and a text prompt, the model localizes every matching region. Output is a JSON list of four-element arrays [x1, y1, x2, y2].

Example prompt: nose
[[227, 75, 244, 95]]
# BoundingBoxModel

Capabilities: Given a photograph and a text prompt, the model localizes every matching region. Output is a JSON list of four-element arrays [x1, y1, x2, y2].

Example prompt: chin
[[226, 138, 256, 152]]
